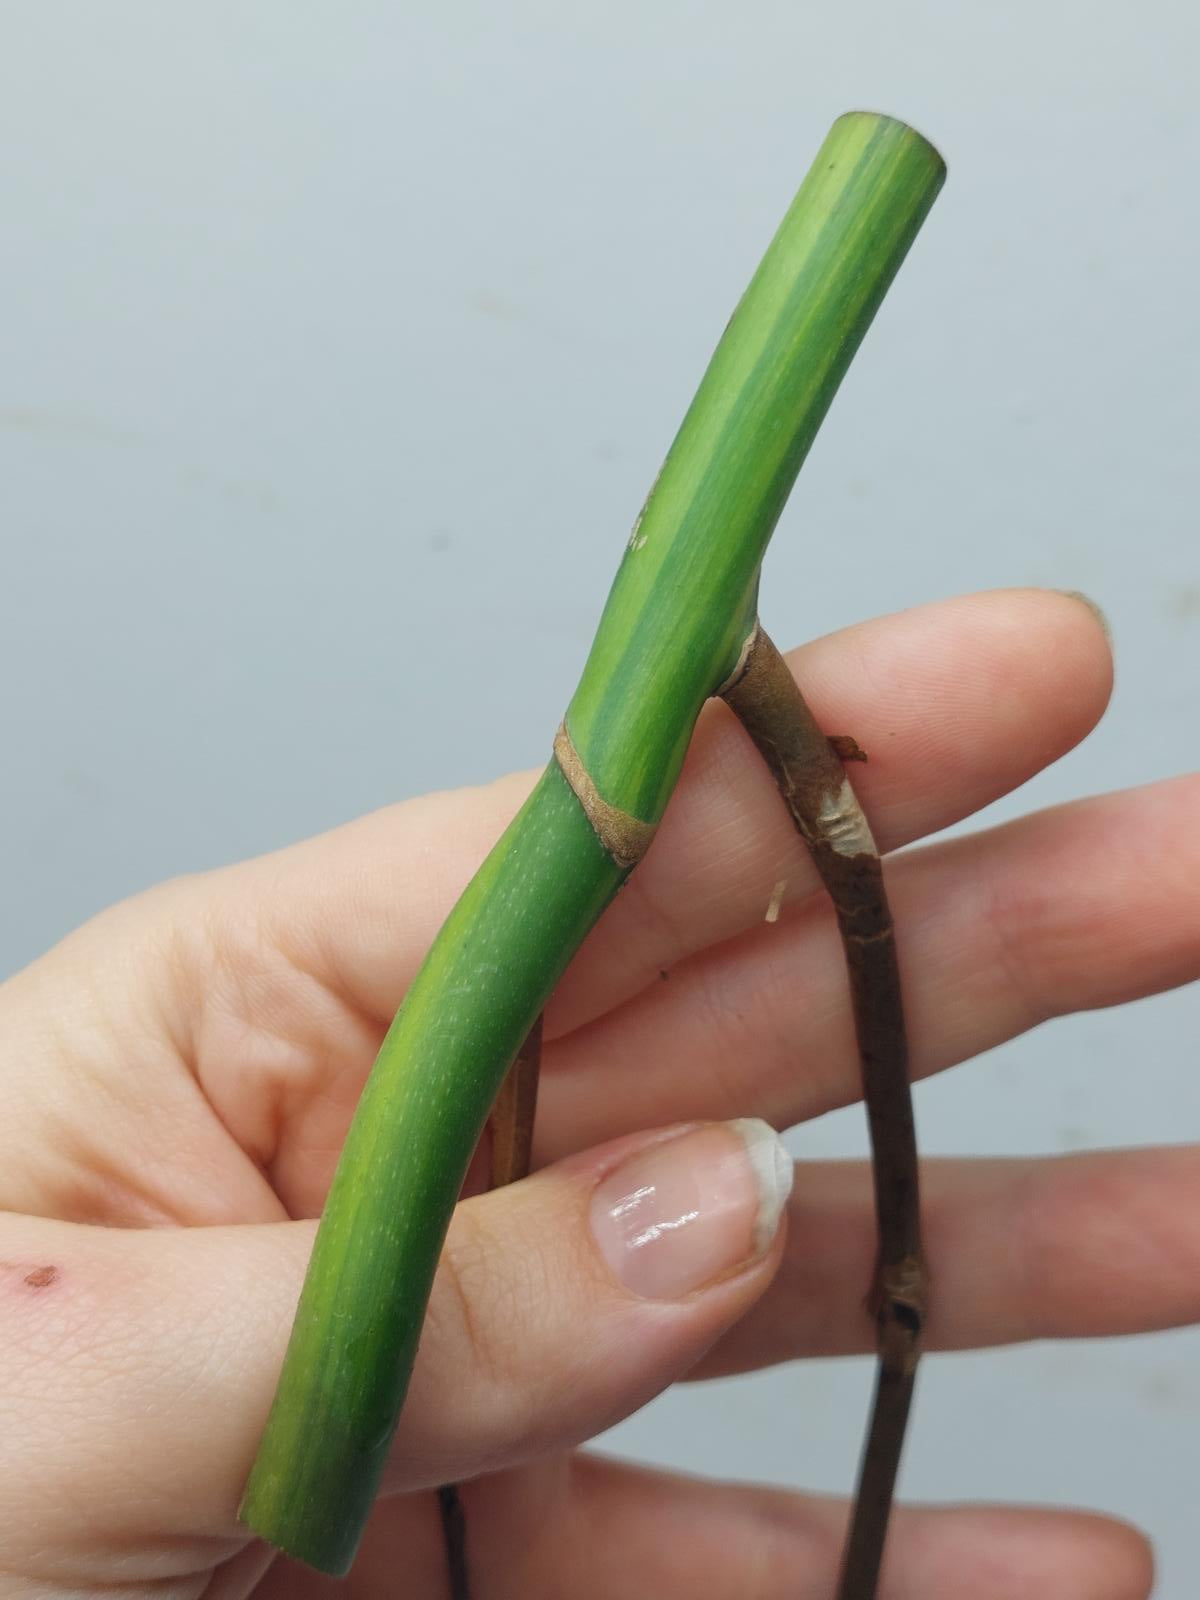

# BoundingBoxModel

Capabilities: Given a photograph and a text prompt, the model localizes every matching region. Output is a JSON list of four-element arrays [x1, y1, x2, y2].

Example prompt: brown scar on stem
[[829, 733, 868, 762], [23, 1266, 58, 1289], [553, 721, 657, 870]]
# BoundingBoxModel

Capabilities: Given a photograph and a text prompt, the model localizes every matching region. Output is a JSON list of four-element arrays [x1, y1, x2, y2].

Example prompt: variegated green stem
[[239, 110, 945, 1576]]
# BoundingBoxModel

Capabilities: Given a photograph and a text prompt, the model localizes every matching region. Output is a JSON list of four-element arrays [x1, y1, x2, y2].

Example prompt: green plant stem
[[239, 110, 945, 1577]]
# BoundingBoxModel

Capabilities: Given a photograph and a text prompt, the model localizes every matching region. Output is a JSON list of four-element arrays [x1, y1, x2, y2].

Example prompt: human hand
[[0, 590, 1191, 1598]]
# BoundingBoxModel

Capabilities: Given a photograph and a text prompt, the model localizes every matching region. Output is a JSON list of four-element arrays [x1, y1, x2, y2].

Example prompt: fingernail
[[590, 1119, 794, 1300], [1055, 588, 1112, 644]]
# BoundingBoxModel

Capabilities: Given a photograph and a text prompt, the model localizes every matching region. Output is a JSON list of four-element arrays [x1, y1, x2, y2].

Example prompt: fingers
[[539, 774, 1200, 1154], [183, 585, 1109, 1038], [699, 1144, 1200, 1376], [0, 1120, 790, 1577], [392, 1118, 791, 1485], [254, 1455, 1153, 1600], [175, 587, 1111, 1206], [0, 1137, 1168, 1591], [534, 1457, 1153, 1600], [0, 590, 1115, 1223]]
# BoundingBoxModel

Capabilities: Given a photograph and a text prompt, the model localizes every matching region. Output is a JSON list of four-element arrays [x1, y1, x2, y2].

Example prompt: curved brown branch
[[720, 624, 925, 1600], [436, 1483, 471, 1600], [439, 1018, 545, 1597]]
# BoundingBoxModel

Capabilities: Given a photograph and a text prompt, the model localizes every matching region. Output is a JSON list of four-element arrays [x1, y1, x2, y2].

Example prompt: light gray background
[[2, 4, 1197, 1593]]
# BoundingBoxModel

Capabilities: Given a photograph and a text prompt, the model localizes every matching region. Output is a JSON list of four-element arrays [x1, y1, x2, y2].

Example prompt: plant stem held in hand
[[239, 110, 946, 1589]]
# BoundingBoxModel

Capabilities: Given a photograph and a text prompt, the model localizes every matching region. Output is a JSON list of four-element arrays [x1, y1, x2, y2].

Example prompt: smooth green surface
[[241, 763, 622, 1570], [569, 112, 945, 820], [240, 110, 944, 1574]]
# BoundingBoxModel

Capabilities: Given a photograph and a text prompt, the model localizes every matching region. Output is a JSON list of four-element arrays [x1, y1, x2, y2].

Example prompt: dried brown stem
[[439, 1018, 545, 1599], [490, 1014, 545, 1189], [436, 1484, 471, 1600], [720, 624, 925, 1600]]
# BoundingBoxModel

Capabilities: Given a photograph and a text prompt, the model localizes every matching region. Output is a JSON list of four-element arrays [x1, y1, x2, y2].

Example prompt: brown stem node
[[553, 721, 657, 869]]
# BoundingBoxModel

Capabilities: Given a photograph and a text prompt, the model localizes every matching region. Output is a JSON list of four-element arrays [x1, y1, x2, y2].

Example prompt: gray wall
[[3, 5, 1197, 1591]]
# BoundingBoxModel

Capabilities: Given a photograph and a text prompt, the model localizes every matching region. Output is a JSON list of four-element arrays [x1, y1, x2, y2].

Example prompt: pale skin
[[0, 589, 1195, 1599]]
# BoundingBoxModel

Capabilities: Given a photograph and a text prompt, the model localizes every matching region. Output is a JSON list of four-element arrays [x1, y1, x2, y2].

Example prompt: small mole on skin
[[23, 1265, 58, 1290]]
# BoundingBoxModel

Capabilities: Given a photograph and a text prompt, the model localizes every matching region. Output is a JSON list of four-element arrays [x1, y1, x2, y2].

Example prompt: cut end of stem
[[239, 1476, 363, 1578], [835, 109, 947, 178]]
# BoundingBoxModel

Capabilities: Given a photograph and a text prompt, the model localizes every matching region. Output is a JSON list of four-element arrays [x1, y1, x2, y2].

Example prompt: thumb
[[0, 1119, 791, 1576], [0, 1208, 312, 1583], [392, 1116, 793, 1485]]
